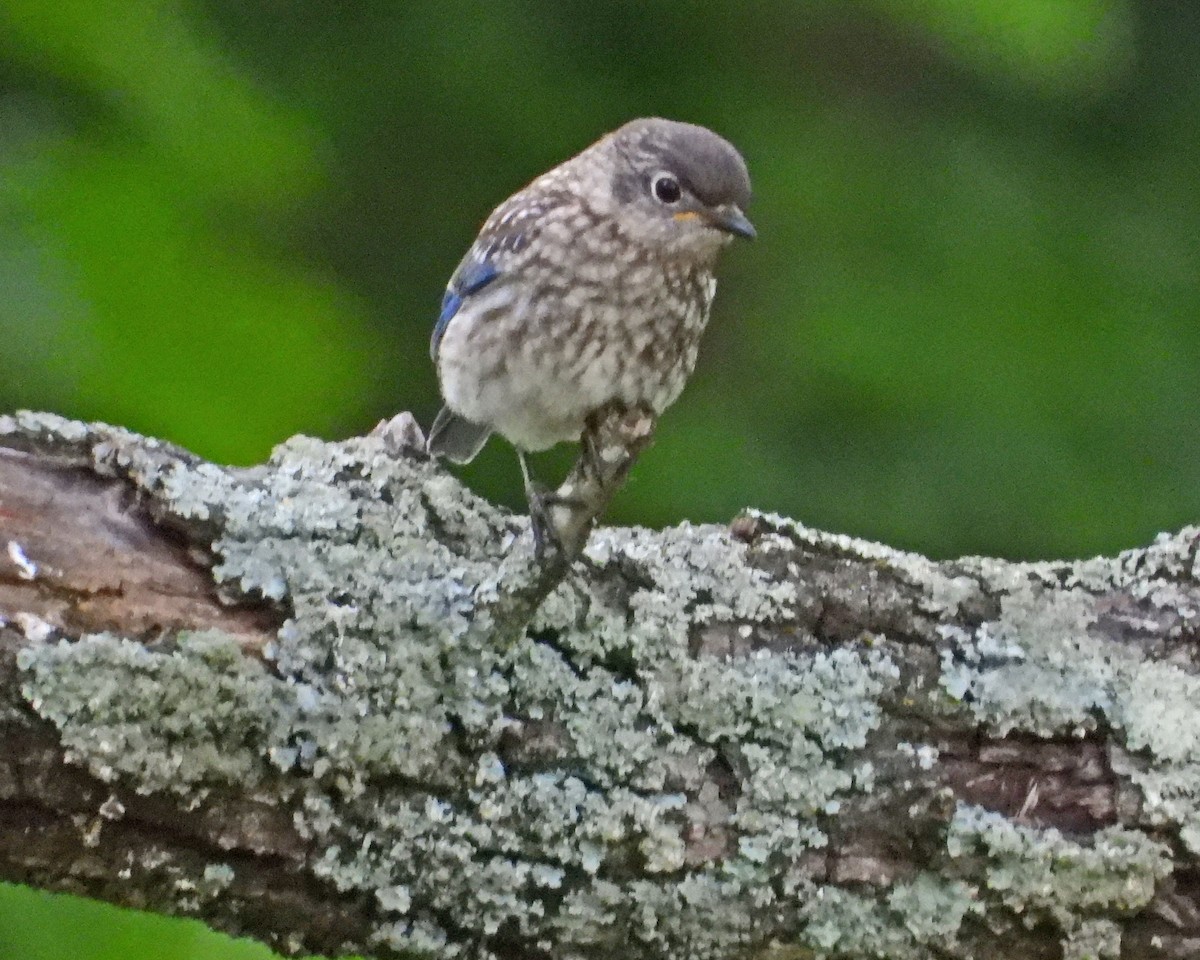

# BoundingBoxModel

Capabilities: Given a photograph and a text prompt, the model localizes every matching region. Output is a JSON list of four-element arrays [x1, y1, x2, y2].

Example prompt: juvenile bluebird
[[427, 118, 753, 532]]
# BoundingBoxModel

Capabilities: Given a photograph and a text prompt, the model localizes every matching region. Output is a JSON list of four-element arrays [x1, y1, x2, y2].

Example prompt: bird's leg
[[518, 451, 587, 558], [578, 426, 606, 488], [578, 408, 642, 498], [564, 405, 660, 556], [517, 407, 656, 561], [517, 451, 555, 556]]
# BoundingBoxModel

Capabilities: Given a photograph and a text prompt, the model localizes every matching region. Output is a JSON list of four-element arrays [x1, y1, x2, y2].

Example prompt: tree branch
[[1, 410, 1198, 960]]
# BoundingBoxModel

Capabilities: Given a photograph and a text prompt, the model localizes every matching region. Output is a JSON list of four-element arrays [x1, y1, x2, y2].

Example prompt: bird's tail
[[427, 407, 491, 464]]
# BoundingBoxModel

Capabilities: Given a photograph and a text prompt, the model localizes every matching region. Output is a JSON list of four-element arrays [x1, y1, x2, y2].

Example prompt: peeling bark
[[0, 411, 1198, 960]]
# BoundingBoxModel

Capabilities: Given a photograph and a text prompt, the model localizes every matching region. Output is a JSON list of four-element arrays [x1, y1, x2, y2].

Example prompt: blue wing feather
[[430, 255, 501, 360]]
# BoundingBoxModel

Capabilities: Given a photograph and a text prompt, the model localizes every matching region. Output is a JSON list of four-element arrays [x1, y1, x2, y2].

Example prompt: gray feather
[[426, 407, 492, 464], [610, 118, 752, 209]]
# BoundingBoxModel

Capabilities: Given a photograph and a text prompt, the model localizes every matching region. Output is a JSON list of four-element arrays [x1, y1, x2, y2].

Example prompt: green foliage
[[1, 0, 370, 460], [0, 884, 273, 960], [1, 0, 1199, 956]]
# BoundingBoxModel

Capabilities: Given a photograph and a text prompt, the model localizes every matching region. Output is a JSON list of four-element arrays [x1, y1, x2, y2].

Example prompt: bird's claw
[[526, 481, 590, 560], [517, 406, 655, 563]]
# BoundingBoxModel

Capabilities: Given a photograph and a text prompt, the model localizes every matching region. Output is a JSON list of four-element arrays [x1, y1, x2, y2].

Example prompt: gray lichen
[[799, 874, 979, 960], [4, 411, 1195, 959], [18, 629, 290, 802], [948, 803, 1170, 957], [947, 803, 1170, 915], [726, 509, 1194, 956], [938, 584, 1111, 736], [8, 415, 904, 958], [937, 538, 1200, 856]]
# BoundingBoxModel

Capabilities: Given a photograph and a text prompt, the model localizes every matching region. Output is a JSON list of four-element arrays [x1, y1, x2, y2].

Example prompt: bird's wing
[[429, 250, 501, 361], [429, 190, 550, 362]]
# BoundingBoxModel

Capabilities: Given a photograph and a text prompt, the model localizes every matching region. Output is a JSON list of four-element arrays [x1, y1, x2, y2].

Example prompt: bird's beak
[[709, 204, 756, 240]]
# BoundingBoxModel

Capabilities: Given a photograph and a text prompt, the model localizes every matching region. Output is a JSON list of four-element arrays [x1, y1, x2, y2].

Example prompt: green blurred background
[[2, 0, 1198, 956]]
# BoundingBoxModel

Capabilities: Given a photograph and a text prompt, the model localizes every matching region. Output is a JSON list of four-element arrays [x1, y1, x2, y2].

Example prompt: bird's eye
[[652, 174, 682, 204]]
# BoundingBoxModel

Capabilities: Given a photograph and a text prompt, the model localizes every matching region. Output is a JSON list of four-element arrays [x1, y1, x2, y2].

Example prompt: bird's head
[[602, 117, 754, 260]]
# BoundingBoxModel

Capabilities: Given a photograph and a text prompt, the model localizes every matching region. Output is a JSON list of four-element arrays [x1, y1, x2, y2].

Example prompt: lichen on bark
[[2, 410, 1199, 960]]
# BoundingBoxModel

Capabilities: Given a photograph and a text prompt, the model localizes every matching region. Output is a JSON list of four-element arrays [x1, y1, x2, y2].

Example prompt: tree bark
[[1, 410, 1198, 960]]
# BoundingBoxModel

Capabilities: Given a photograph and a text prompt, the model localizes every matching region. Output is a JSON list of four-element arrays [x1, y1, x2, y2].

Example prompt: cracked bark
[[0, 410, 1198, 960]]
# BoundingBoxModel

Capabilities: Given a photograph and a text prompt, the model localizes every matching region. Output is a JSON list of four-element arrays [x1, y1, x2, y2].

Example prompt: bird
[[426, 117, 754, 538]]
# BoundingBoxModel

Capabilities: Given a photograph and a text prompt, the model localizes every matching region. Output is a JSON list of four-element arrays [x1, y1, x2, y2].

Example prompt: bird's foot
[[525, 481, 591, 561], [519, 452, 586, 561], [517, 406, 657, 564]]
